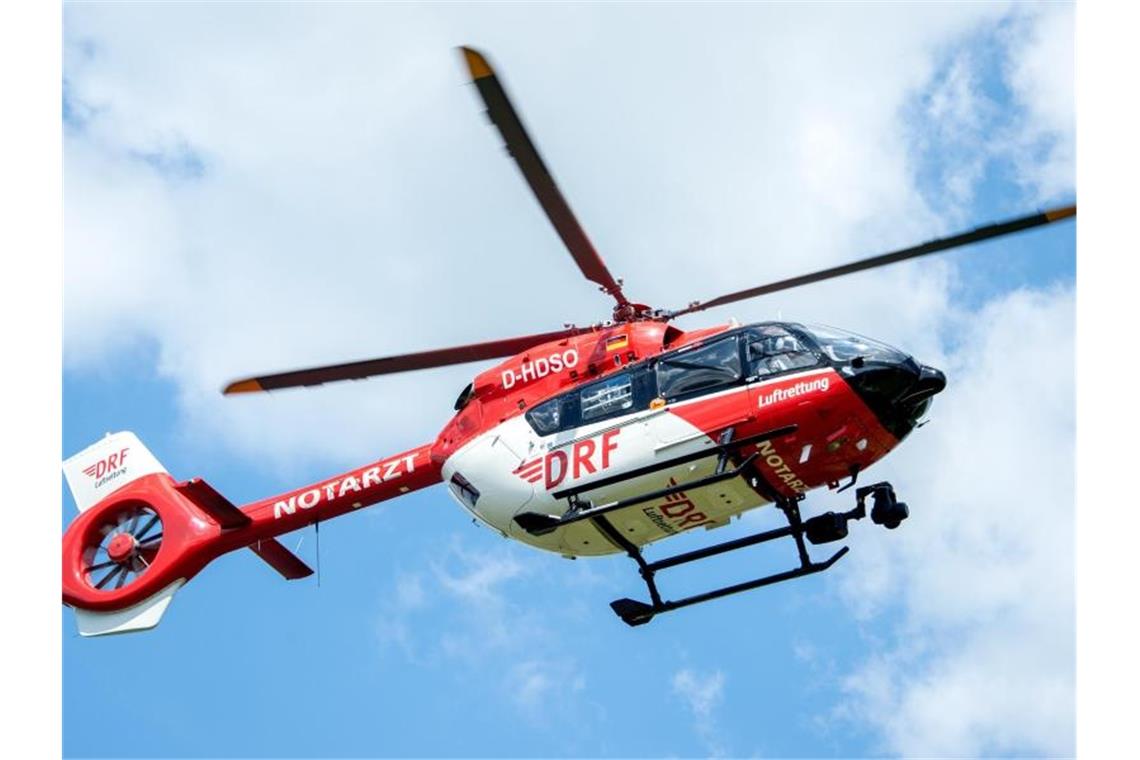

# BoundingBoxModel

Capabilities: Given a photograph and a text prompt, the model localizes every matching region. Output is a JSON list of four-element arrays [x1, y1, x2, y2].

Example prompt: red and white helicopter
[[62, 47, 1076, 635]]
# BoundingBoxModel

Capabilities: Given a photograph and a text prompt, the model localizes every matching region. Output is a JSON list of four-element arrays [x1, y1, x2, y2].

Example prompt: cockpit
[[744, 324, 819, 377]]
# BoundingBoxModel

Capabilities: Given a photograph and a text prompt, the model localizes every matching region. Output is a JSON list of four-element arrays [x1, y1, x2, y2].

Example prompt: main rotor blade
[[666, 205, 1076, 319], [460, 46, 630, 308], [223, 327, 593, 394]]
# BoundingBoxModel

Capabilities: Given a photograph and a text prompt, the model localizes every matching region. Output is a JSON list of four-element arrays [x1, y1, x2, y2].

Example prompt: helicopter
[[61, 47, 1076, 635]]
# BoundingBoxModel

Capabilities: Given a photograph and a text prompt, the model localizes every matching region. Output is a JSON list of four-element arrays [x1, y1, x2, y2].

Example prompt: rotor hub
[[107, 532, 137, 564]]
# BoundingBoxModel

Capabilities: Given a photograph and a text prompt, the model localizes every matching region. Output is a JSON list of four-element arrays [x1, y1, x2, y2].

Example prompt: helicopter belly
[[441, 404, 769, 557], [549, 398, 768, 554]]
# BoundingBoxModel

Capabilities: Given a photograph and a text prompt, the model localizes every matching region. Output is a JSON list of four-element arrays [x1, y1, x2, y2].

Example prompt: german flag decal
[[606, 334, 629, 352]]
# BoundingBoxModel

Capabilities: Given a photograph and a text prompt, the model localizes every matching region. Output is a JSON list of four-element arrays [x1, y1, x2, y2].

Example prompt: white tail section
[[73, 580, 185, 637], [62, 431, 167, 512]]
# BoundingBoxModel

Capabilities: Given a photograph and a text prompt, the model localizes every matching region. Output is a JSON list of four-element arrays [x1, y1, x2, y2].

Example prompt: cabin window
[[526, 366, 655, 436], [580, 372, 634, 423], [656, 336, 742, 400], [527, 395, 564, 435], [745, 325, 819, 378]]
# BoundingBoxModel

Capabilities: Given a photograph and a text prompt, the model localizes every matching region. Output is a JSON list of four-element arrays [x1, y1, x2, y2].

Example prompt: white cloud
[[378, 539, 535, 657], [673, 667, 725, 721], [1002, 4, 1076, 200], [393, 572, 427, 610], [433, 543, 525, 608], [916, 49, 994, 212], [833, 286, 1075, 756], [672, 667, 728, 756], [507, 659, 587, 719], [373, 539, 590, 724]]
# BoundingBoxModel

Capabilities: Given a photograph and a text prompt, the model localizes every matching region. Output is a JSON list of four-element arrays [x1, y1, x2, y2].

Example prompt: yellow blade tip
[[223, 379, 264, 395], [459, 46, 494, 81], [1045, 204, 1076, 222]]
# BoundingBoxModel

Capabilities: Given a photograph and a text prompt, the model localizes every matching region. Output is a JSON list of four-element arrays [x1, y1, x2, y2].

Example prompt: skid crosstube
[[601, 497, 864, 626], [600, 482, 903, 626]]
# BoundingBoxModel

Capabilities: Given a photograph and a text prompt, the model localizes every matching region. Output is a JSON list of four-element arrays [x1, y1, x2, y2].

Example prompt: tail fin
[[62, 431, 167, 512]]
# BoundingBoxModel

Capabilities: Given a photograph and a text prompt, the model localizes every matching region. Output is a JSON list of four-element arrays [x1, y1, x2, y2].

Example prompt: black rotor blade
[[667, 205, 1076, 319], [134, 513, 160, 542], [223, 326, 593, 394], [94, 567, 123, 590], [459, 46, 630, 308]]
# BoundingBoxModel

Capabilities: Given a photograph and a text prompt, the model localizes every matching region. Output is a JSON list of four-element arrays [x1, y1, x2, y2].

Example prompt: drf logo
[[501, 349, 579, 390], [515, 429, 620, 490], [84, 448, 129, 480]]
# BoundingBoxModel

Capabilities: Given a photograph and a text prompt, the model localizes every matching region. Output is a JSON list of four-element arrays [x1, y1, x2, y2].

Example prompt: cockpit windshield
[[806, 324, 909, 364]]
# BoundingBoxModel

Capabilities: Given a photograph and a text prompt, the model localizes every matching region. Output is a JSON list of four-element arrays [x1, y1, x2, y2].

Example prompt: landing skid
[[601, 482, 903, 626]]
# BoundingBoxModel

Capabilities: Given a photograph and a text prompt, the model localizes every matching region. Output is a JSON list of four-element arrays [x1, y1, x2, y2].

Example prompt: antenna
[[315, 519, 321, 588]]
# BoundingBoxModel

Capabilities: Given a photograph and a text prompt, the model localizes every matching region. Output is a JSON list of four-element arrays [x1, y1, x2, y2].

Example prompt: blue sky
[[62, 4, 1074, 757]]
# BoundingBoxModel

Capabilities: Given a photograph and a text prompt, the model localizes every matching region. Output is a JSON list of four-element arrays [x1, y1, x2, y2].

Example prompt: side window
[[580, 372, 634, 423], [746, 326, 819, 378], [526, 366, 654, 436], [656, 336, 742, 400], [526, 395, 564, 435]]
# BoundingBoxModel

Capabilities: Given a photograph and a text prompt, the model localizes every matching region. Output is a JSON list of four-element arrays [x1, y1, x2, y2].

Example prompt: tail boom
[[237, 443, 439, 538]]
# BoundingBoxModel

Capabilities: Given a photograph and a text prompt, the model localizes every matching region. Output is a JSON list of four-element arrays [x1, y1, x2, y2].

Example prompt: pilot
[[748, 332, 811, 376]]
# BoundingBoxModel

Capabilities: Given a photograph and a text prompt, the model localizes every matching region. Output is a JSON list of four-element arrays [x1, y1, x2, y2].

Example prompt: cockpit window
[[807, 324, 908, 364], [745, 325, 819, 377], [580, 372, 634, 422], [656, 336, 742, 400]]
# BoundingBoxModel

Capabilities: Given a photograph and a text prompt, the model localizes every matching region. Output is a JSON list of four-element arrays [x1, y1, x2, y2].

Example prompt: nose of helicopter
[[843, 359, 946, 439], [801, 324, 946, 438]]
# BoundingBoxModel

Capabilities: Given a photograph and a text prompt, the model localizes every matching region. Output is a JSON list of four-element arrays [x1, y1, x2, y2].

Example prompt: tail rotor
[[83, 504, 164, 592]]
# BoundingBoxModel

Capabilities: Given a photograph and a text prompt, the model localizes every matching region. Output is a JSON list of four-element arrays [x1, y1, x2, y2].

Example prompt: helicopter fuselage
[[434, 320, 943, 557]]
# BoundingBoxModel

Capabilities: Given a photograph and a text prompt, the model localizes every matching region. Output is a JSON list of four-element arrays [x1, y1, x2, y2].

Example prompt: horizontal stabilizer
[[250, 538, 314, 580], [73, 580, 186, 637], [176, 478, 252, 529]]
